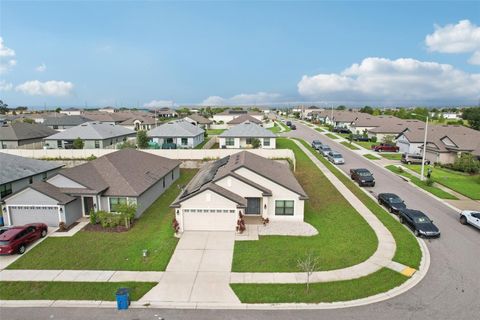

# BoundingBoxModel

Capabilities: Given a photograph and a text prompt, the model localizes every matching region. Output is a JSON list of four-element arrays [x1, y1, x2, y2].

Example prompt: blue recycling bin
[[116, 288, 130, 310], [0, 215, 4, 226]]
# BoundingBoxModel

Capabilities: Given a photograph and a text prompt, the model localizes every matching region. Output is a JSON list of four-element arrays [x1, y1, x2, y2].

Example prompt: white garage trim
[[182, 208, 237, 231], [6, 204, 61, 226]]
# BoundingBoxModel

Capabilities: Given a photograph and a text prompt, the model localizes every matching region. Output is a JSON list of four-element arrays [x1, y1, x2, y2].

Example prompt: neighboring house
[[59, 108, 83, 116], [367, 120, 424, 142], [184, 114, 212, 129], [226, 114, 262, 128], [171, 151, 308, 232], [0, 122, 57, 149], [98, 107, 117, 113], [83, 112, 132, 125], [2, 149, 181, 227], [148, 120, 204, 149], [0, 153, 63, 202], [43, 115, 91, 131], [119, 115, 157, 131], [212, 110, 263, 124], [44, 122, 135, 149], [155, 108, 178, 118], [219, 121, 276, 149]]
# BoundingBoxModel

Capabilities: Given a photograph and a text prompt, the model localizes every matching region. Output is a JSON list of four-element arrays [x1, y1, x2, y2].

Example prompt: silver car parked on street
[[327, 151, 345, 165]]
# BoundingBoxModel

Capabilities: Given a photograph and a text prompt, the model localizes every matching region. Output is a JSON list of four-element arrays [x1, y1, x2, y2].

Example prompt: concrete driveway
[[140, 231, 240, 304], [0, 227, 55, 270]]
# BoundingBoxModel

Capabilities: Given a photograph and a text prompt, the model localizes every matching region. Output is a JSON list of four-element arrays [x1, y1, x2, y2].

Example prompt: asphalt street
[[2, 121, 479, 320]]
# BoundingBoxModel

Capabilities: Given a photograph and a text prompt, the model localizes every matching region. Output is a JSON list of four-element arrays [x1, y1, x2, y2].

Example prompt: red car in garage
[[0, 223, 48, 255]]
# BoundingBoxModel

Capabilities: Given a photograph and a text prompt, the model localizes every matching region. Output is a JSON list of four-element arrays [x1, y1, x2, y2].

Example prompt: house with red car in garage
[[1, 149, 180, 227], [170, 151, 308, 232]]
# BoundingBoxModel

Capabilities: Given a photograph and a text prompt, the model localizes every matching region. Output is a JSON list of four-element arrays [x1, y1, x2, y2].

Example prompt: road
[[2, 121, 479, 320]]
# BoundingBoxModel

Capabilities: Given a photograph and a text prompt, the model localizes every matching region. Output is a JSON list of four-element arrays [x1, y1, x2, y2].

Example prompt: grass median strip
[[298, 140, 422, 269], [385, 165, 458, 200], [340, 141, 361, 150], [0, 281, 156, 301], [8, 169, 198, 271], [380, 153, 402, 161], [363, 154, 380, 160], [232, 138, 378, 272], [231, 268, 407, 303], [325, 133, 339, 139]]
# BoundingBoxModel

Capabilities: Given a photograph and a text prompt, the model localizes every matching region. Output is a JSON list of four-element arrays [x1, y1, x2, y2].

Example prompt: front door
[[245, 198, 261, 215], [83, 197, 94, 216]]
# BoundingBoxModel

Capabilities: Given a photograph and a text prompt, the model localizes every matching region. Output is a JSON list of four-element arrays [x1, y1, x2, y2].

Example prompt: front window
[[0, 183, 12, 198], [226, 138, 234, 146], [57, 140, 62, 148], [181, 138, 188, 145], [109, 197, 127, 212], [94, 140, 100, 148], [264, 138, 270, 147], [275, 200, 294, 216], [246, 138, 253, 145], [42, 173, 47, 181]]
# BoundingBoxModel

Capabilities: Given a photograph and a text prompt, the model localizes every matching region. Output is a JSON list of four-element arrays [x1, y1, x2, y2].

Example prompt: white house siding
[[218, 137, 276, 149], [396, 135, 423, 155], [151, 134, 204, 149], [135, 166, 180, 217], [176, 190, 239, 232], [0, 139, 45, 150], [234, 167, 304, 221]]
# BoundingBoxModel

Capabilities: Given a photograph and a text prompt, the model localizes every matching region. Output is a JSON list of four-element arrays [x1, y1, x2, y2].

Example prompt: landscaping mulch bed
[[55, 222, 79, 232], [82, 221, 137, 233]]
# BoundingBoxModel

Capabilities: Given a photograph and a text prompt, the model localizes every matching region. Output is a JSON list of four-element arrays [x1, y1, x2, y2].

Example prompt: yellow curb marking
[[401, 267, 417, 277]]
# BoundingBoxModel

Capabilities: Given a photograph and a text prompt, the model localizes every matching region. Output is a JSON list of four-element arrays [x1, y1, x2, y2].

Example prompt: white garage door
[[9, 205, 59, 227], [183, 208, 237, 231]]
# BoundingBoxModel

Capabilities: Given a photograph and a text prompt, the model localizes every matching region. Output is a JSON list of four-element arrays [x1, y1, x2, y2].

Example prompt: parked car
[[0, 226, 11, 235], [398, 209, 440, 238], [333, 127, 351, 134], [459, 210, 480, 229], [401, 153, 431, 165], [311, 140, 323, 150], [286, 121, 292, 126], [319, 145, 332, 157], [378, 193, 406, 214], [371, 143, 399, 152], [290, 124, 297, 130], [327, 151, 345, 165], [350, 168, 375, 187], [0, 223, 48, 255], [352, 135, 370, 142]]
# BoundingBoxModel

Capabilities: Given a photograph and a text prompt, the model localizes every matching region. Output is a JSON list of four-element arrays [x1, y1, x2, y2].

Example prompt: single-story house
[[212, 110, 263, 124], [44, 122, 136, 149], [98, 107, 117, 113], [155, 108, 178, 118], [226, 114, 262, 128], [2, 149, 181, 227], [148, 120, 204, 149], [183, 114, 212, 129], [0, 153, 63, 201], [119, 115, 157, 131], [0, 122, 57, 149], [171, 151, 308, 232], [43, 115, 91, 131], [219, 121, 276, 149], [59, 108, 83, 116]]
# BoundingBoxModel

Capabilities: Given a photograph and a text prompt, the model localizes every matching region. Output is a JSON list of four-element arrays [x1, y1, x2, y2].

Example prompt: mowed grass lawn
[[268, 123, 282, 134], [232, 138, 378, 272], [325, 133, 339, 139], [0, 281, 156, 301], [8, 169, 198, 271], [232, 268, 407, 303], [364, 154, 380, 160], [380, 153, 402, 161], [340, 141, 360, 150], [195, 136, 211, 149], [406, 165, 480, 200], [355, 141, 376, 150], [385, 165, 457, 200], [206, 129, 225, 135]]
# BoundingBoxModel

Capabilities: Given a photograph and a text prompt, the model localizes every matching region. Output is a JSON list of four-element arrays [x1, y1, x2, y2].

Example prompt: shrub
[[452, 153, 480, 174], [72, 137, 84, 149], [86, 154, 97, 161], [251, 138, 261, 149], [370, 136, 377, 143], [58, 222, 67, 231], [97, 211, 124, 228], [136, 130, 149, 149], [89, 209, 97, 225], [118, 140, 136, 149], [425, 178, 434, 187]]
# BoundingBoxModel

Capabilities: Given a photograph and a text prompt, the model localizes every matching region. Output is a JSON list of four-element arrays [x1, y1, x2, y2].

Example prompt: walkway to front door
[[140, 231, 240, 304]]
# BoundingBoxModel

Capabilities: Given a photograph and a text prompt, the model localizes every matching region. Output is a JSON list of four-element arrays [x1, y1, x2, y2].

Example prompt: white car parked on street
[[327, 151, 345, 165], [459, 210, 480, 229]]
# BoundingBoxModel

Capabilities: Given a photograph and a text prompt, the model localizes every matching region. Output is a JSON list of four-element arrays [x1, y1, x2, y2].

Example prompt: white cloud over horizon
[[15, 80, 74, 96], [0, 37, 16, 74], [201, 92, 282, 106], [143, 99, 177, 108], [297, 57, 480, 104], [425, 19, 480, 65], [35, 63, 47, 72], [0, 80, 13, 91]]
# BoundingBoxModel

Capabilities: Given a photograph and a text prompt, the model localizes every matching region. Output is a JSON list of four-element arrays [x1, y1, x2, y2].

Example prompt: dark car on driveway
[[350, 168, 375, 187], [352, 135, 370, 142], [398, 209, 440, 238], [333, 127, 351, 134], [290, 124, 297, 130], [378, 193, 406, 214], [371, 143, 399, 152], [311, 140, 323, 150], [0, 223, 48, 255]]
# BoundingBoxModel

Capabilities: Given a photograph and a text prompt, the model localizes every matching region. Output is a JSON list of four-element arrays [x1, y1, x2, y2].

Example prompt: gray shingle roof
[[227, 114, 262, 125], [45, 122, 135, 140], [0, 153, 63, 185], [43, 115, 91, 126], [184, 114, 212, 125], [147, 120, 204, 137], [0, 122, 57, 141], [30, 182, 76, 204], [219, 121, 275, 138]]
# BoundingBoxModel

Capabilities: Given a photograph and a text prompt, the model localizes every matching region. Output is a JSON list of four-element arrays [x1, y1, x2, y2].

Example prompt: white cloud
[[0, 37, 16, 74], [35, 63, 47, 72], [201, 92, 282, 106], [143, 100, 177, 108], [297, 57, 480, 103], [15, 80, 74, 96], [425, 20, 480, 65], [0, 80, 13, 91]]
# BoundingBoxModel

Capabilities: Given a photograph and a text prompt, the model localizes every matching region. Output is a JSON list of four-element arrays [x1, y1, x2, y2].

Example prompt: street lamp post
[[420, 115, 429, 181]]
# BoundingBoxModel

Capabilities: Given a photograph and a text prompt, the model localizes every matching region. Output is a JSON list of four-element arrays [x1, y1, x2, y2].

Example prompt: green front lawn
[[325, 133, 339, 139], [363, 154, 380, 160], [406, 165, 480, 200], [195, 136, 211, 149], [268, 123, 282, 134], [315, 127, 325, 132], [232, 138, 378, 272], [231, 268, 407, 303], [380, 153, 402, 161], [8, 169, 198, 271], [0, 282, 156, 301], [299, 140, 421, 268], [278, 121, 291, 132], [340, 141, 360, 150], [355, 141, 376, 150], [206, 129, 225, 135], [385, 165, 458, 200]]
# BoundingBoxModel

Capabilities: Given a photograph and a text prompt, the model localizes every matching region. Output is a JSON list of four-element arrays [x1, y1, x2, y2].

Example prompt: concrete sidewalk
[[0, 269, 163, 282]]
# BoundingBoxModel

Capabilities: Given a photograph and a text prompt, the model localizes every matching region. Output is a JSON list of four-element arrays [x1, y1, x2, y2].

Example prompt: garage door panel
[[9, 206, 59, 227], [183, 209, 237, 231]]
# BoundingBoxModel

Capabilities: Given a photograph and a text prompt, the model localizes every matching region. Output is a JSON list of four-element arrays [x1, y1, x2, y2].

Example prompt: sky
[[0, 1, 479, 108]]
